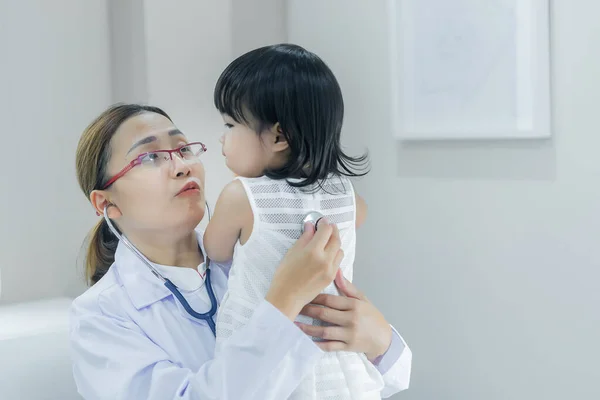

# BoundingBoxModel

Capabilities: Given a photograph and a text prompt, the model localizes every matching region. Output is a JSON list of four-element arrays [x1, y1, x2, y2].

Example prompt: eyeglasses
[[102, 142, 207, 189]]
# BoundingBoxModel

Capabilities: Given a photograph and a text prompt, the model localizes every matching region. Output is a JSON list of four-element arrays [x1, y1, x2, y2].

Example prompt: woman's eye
[[140, 152, 160, 163], [224, 123, 233, 129]]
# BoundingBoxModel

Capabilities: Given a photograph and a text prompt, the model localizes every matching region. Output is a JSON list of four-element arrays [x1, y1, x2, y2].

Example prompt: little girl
[[205, 44, 384, 399]]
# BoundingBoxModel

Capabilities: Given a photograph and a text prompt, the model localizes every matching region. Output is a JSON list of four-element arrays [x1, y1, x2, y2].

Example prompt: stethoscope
[[103, 204, 324, 337]]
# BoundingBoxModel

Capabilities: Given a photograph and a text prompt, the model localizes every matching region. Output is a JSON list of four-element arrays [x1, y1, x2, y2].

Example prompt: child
[[205, 44, 384, 399]]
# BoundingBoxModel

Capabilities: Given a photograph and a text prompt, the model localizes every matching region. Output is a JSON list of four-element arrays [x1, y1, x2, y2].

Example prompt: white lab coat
[[69, 231, 412, 399]]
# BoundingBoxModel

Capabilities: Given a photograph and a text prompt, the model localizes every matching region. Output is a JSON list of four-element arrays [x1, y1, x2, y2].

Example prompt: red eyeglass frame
[[102, 141, 207, 189]]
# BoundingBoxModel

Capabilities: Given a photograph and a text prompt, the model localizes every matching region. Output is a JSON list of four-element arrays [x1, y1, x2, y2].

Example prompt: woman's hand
[[265, 219, 343, 321], [296, 269, 393, 361]]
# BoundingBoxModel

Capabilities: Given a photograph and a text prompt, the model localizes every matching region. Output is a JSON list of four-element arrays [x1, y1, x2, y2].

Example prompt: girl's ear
[[270, 122, 289, 153]]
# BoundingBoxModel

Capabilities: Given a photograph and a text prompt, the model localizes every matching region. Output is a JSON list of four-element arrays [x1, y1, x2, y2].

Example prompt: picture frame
[[388, 0, 552, 140]]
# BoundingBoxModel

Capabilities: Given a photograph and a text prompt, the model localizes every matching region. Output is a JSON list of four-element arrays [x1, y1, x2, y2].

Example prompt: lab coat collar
[[114, 229, 207, 310]]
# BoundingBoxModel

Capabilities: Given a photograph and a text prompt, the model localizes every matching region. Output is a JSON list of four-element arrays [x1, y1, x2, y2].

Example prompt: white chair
[[0, 297, 81, 399]]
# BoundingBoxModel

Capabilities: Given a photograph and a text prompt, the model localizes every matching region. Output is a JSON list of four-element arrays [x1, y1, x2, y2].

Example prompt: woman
[[69, 103, 411, 399]]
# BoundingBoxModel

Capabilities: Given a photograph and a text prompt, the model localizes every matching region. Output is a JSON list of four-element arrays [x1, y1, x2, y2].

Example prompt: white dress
[[215, 175, 384, 399]]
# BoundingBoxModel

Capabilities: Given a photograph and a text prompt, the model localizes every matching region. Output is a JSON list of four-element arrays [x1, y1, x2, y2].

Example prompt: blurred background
[[1, 0, 600, 399]]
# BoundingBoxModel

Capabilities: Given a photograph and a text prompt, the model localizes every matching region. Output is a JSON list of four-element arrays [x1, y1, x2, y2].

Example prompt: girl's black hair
[[214, 43, 369, 188]]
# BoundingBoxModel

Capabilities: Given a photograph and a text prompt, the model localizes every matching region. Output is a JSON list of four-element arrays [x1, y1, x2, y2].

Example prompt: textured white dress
[[215, 175, 384, 399]]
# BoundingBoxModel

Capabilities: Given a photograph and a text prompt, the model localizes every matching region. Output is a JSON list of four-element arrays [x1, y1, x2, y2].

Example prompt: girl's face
[[91, 112, 207, 238], [219, 114, 289, 177]]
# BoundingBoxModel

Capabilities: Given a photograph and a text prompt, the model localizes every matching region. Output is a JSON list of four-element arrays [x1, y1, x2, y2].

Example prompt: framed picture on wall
[[388, 0, 551, 140]]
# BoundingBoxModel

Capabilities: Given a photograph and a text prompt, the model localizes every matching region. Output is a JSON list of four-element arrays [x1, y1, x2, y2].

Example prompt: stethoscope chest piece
[[302, 211, 324, 233]]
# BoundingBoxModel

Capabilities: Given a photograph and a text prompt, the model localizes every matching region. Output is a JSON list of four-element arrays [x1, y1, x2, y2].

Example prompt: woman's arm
[[373, 329, 413, 398], [70, 298, 322, 400], [204, 180, 252, 262], [70, 220, 343, 400], [295, 270, 412, 398]]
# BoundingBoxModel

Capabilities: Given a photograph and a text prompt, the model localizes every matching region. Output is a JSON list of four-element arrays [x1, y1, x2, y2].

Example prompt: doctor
[[70, 103, 412, 399]]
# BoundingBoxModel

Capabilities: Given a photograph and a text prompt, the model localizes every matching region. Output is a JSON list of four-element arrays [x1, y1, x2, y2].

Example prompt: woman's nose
[[219, 134, 224, 144], [171, 154, 191, 177]]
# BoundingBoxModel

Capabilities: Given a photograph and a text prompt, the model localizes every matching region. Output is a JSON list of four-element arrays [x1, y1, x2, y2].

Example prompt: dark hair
[[213, 43, 369, 188], [75, 103, 172, 285]]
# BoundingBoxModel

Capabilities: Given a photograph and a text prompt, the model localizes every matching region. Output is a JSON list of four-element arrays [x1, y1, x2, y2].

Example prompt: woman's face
[[95, 112, 206, 237]]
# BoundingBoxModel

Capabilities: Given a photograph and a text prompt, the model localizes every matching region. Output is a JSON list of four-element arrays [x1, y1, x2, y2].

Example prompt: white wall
[[288, 1, 600, 399], [109, 0, 148, 104], [141, 0, 235, 208], [0, 0, 111, 304], [231, 0, 287, 56]]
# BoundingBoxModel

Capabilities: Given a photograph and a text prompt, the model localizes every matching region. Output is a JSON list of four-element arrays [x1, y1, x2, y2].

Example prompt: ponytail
[[85, 218, 118, 286]]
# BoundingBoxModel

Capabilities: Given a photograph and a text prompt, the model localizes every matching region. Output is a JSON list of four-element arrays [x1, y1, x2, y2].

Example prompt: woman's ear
[[270, 122, 289, 153], [90, 190, 122, 219]]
